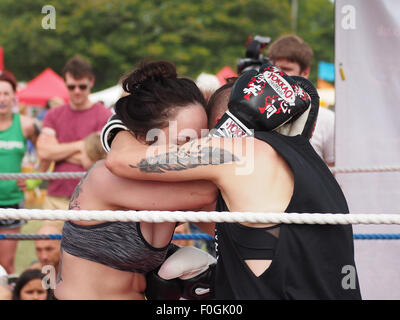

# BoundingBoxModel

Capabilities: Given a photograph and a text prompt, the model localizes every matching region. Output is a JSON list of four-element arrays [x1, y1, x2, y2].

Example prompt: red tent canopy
[[17, 68, 69, 107], [216, 66, 238, 85]]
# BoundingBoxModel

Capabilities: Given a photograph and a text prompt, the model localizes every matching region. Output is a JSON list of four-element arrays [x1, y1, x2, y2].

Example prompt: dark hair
[[62, 55, 94, 80], [12, 269, 52, 300], [114, 60, 206, 137], [0, 69, 17, 92], [267, 35, 314, 72], [206, 79, 236, 129]]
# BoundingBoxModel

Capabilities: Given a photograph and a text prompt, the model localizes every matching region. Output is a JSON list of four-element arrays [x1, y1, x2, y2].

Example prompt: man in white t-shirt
[[267, 35, 335, 166], [310, 106, 335, 166]]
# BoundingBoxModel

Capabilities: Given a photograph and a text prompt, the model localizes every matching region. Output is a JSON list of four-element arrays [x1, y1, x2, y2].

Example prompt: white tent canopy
[[90, 85, 123, 108]]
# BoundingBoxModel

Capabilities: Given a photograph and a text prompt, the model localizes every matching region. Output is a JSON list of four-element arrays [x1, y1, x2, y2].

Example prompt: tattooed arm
[[106, 130, 249, 183]]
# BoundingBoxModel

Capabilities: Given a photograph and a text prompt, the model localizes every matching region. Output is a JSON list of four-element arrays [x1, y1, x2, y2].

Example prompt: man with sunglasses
[[37, 55, 112, 211]]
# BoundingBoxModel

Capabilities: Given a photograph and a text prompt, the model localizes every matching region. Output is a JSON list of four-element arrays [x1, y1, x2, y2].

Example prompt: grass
[[14, 220, 44, 275], [13, 188, 47, 275]]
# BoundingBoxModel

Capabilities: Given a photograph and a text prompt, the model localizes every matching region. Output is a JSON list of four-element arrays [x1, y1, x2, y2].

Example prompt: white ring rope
[[0, 208, 399, 225], [0, 172, 85, 180], [330, 166, 400, 174], [0, 165, 399, 180]]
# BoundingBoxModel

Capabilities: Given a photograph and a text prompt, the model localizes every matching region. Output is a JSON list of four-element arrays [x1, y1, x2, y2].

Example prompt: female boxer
[[105, 64, 362, 300], [54, 61, 217, 300]]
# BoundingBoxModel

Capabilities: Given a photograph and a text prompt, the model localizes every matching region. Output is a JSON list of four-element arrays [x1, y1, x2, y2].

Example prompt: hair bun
[[122, 60, 177, 94]]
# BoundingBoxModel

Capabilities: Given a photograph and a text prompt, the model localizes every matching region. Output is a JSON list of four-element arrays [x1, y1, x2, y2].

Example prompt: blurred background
[[0, 0, 335, 97]]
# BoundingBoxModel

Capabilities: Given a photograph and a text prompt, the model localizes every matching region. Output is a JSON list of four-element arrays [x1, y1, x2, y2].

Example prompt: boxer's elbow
[[105, 153, 125, 177], [205, 182, 218, 204], [193, 181, 218, 208]]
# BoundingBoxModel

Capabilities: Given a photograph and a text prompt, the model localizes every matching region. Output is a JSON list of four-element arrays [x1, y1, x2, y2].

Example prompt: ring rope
[[0, 172, 85, 180], [1, 233, 400, 241], [0, 208, 400, 225], [330, 166, 400, 174], [0, 165, 399, 180]]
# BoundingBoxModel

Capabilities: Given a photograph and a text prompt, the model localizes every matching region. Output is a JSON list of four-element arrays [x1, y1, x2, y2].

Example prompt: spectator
[[267, 34, 335, 166], [34, 97, 65, 184], [0, 284, 12, 300], [37, 96, 65, 122], [0, 264, 8, 285], [36, 56, 112, 211], [0, 264, 13, 300], [82, 132, 107, 167], [0, 69, 41, 274], [28, 223, 62, 274], [172, 223, 194, 247], [12, 269, 53, 300]]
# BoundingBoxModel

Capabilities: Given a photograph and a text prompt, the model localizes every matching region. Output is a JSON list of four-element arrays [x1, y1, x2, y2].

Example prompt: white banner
[[335, 0, 400, 299]]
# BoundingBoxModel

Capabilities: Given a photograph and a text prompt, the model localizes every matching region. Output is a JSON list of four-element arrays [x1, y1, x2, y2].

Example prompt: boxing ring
[[0, 168, 400, 227], [0, 168, 399, 301], [3, 233, 400, 241]]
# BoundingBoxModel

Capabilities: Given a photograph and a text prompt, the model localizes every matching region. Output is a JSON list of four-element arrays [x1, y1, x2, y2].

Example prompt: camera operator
[[236, 35, 271, 74]]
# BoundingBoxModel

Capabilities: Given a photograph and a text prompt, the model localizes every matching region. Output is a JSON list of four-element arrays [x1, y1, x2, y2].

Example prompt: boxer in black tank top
[[105, 63, 362, 300], [214, 131, 361, 299]]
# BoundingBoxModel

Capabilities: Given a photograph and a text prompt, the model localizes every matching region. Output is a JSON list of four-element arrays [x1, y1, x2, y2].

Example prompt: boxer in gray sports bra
[[61, 221, 171, 274]]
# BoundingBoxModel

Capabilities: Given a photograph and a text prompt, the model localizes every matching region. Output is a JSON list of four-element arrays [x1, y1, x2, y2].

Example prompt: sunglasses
[[67, 84, 88, 91]]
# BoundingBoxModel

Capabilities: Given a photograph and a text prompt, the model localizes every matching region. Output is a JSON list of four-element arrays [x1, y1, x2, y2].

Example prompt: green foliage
[[0, 0, 334, 90], [297, 0, 335, 82]]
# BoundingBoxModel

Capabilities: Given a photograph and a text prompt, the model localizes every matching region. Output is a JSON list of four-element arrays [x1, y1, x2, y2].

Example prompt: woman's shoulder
[[86, 160, 110, 180], [85, 160, 127, 189], [75, 160, 118, 206]]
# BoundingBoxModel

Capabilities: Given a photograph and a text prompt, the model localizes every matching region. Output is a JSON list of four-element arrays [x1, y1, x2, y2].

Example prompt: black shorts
[[0, 204, 26, 230]]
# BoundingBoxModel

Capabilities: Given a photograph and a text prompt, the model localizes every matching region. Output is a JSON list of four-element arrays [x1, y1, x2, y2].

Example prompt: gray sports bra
[[61, 221, 170, 274]]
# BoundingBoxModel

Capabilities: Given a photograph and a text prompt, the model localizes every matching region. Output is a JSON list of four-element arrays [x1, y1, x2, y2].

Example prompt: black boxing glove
[[180, 263, 216, 300], [145, 243, 181, 300], [145, 245, 216, 300], [100, 114, 129, 152], [210, 62, 311, 137], [145, 270, 182, 300]]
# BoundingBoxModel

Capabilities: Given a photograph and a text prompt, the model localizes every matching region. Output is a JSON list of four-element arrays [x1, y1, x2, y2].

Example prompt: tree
[[0, 0, 334, 91], [296, 0, 335, 83]]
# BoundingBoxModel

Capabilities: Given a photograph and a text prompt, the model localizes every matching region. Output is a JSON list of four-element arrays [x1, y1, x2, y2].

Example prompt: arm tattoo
[[129, 144, 240, 174], [69, 178, 84, 210], [68, 164, 95, 210]]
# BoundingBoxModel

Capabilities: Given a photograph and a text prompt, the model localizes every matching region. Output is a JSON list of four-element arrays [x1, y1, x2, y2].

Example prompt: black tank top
[[214, 131, 362, 300]]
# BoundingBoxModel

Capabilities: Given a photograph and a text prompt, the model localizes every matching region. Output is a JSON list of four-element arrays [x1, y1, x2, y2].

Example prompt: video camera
[[236, 35, 271, 74]]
